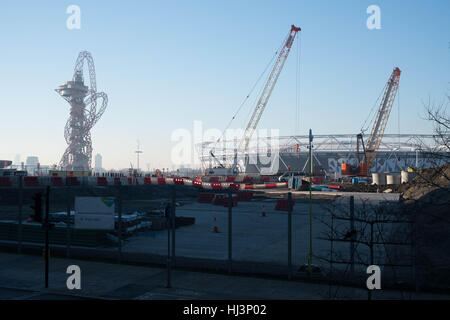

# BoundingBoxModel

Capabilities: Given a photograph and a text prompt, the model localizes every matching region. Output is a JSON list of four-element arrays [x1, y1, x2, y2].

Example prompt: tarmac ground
[[1, 251, 449, 300]]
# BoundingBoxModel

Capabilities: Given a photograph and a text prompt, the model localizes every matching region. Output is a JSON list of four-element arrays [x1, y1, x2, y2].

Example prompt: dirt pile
[[401, 162, 450, 201], [340, 183, 378, 193], [397, 163, 450, 291]]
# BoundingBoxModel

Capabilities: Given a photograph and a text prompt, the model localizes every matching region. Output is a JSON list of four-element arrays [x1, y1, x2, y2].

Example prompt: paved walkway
[[1, 252, 449, 300]]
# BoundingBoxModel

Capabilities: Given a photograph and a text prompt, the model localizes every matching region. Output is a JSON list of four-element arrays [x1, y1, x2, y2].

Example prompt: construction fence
[[0, 176, 418, 295]]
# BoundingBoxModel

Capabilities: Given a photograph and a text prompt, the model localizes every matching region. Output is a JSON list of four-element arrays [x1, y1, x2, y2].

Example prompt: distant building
[[13, 154, 20, 166], [94, 154, 103, 172], [25, 156, 39, 175]]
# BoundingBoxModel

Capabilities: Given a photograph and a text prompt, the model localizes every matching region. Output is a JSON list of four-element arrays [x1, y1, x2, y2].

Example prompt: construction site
[[1, 15, 449, 302]]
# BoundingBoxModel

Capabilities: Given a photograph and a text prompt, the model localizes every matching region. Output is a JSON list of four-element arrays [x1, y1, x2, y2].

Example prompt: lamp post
[[135, 140, 143, 173], [308, 129, 313, 267], [298, 129, 321, 276]]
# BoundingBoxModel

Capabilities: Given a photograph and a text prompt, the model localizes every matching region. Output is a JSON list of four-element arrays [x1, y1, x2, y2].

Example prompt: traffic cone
[[261, 205, 266, 217], [212, 217, 219, 233]]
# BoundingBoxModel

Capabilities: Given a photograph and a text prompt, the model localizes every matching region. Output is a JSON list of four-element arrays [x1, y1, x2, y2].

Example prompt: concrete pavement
[[1, 252, 449, 300]]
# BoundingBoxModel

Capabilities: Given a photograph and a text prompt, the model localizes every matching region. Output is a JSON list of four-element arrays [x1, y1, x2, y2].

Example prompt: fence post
[[171, 185, 176, 266], [117, 181, 122, 264], [288, 192, 293, 280], [166, 202, 172, 288], [329, 213, 334, 299], [66, 178, 71, 258], [228, 188, 233, 274], [349, 195, 355, 276], [44, 186, 50, 288], [17, 175, 23, 253], [368, 221, 374, 301], [412, 210, 419, 293]]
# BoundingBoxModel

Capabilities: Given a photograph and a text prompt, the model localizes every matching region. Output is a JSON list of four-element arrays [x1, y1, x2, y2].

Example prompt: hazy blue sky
[[1, 0, 449, 169]]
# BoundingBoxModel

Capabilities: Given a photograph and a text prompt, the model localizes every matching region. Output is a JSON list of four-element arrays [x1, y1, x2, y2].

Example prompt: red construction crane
[[209, 25, 301, 174], [342, 67, 401, 176], [232, 24, 301, 172]]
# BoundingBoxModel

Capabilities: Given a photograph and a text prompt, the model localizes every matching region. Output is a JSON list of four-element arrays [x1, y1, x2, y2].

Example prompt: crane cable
[[361, 81, 388, 135], [295, 32, 302, 135], [238, 31, 292, 148], [212, 31, 290, 152], [397, 86, 401, 149]]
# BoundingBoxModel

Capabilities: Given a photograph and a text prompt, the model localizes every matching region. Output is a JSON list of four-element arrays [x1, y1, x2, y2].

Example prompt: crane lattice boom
[[237, 25, 301, 157], [363, 67, 401, 169]]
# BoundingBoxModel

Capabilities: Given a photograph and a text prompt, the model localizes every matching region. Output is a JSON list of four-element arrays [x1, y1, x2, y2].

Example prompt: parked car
[[278, 171, 305, 182]]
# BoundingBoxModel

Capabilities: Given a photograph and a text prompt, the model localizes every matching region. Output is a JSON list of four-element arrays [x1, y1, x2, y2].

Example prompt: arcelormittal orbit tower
[[56, 51, 108, 171]]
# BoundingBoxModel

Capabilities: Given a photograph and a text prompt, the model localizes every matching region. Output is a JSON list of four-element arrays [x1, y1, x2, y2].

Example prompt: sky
[[0, 0, 449, 170]]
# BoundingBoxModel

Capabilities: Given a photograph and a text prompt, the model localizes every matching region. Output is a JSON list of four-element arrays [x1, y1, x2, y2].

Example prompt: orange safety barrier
[[51, 177, 64, 186], [174, 178, 184, 185], [212, 194, 226, 205], [229, 183, 240, 191], [211, 182, 222, 190], [97, 177, 108, 186], [225, 176, 236, 182], [66, 177, 80, 186], [275, 199, 295, 211], [0, 177, 11, 187], [236, 191, 253, 201], [192, 180, 203, 187], [24, 177, 39, 187], [222, 195, 238, 207], [197, 193, 215, 203]]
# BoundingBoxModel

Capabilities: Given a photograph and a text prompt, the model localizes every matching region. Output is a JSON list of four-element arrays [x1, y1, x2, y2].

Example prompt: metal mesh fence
[[0, 177, 416, 290]]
